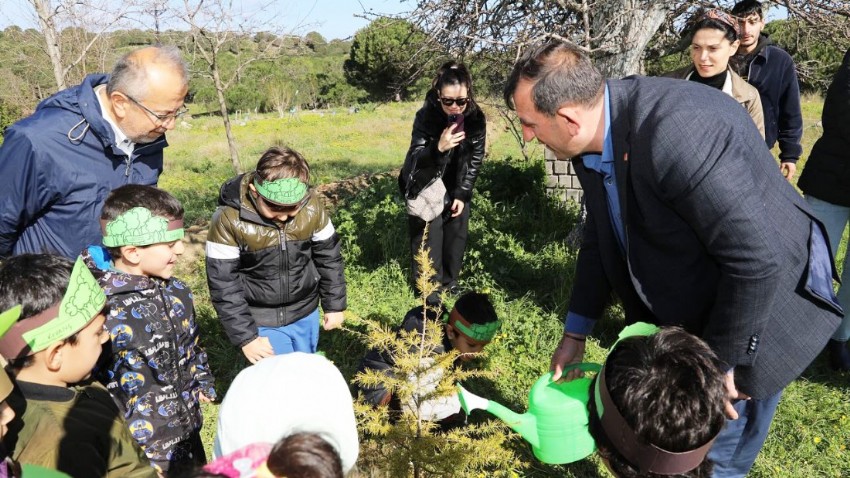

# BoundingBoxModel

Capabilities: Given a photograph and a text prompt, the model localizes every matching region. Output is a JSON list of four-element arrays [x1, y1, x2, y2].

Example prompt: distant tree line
[[1, 12, 847, 137]]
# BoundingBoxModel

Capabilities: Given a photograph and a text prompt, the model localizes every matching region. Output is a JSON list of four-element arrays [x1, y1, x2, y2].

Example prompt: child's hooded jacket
[[82, 247, 216, 473], [205, 173, 346, 347]]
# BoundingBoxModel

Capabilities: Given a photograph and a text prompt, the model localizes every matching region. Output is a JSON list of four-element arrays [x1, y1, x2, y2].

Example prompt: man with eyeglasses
[[0, 46, 189, 259]]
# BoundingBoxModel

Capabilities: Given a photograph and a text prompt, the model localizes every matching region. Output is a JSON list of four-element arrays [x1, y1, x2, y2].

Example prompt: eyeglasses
[[123, 93, 188, 125], [439, 97, 470, 107]]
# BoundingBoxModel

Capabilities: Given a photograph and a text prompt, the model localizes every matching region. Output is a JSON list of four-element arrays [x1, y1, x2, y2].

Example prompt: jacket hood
[[82, 245, 162, 296], [36, 73, 168, 157], [37, 74, 116, 152], [752, 34, 773, 57]]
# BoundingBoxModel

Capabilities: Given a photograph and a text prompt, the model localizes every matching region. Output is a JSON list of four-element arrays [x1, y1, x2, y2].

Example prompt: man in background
[[732, 0, 803, 180], [0, 45, 189, 258]]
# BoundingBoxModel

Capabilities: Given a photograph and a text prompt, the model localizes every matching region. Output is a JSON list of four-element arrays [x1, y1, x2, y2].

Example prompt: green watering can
[[457, 363, 601, 464]]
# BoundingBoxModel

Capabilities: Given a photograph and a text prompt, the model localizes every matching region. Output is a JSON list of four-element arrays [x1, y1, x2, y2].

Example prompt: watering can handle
[[549, 363, 601, 381]]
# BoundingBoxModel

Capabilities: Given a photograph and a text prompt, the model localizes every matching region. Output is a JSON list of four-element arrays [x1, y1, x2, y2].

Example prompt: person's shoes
[[826, 339, 850, 371]]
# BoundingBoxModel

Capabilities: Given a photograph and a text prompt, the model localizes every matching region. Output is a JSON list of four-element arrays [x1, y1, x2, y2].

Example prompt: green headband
[[0, 258, 106, 358], [101, 207, 184, 247], [253, 177, 309, 206], [447, 312, 502, 343]]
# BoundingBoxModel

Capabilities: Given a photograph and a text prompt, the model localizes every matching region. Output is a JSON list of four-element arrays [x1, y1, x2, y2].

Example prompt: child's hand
[[242, 337, 275, 363], [323, 311, 345, 330], [199, 392, 213, 403]]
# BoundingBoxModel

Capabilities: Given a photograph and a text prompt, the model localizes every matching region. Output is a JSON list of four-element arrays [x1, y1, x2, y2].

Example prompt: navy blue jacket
[[0, 74, 167, 258], [737, 36, 803, 162]]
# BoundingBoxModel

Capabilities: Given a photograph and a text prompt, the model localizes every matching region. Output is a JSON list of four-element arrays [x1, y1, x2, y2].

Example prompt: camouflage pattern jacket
[[82, 247, 216, 474]]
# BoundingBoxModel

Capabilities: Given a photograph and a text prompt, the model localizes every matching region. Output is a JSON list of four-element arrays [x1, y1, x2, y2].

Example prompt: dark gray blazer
[[569, 76, 842, 399]]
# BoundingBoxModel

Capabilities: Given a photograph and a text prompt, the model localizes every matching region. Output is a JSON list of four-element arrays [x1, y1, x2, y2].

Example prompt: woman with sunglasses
[[665, 9, 765, 138], [400, 61, 486, 302]]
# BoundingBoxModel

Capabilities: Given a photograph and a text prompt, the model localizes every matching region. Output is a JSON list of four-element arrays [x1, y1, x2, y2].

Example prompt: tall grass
[[167, 97, 848, 477]]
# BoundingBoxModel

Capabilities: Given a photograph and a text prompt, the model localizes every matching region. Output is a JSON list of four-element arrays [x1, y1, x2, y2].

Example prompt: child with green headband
[[206, 146, 347, 362], [81, 184, 217, 476], [356, 292, 501, 421], [0, 254, 156, 478]]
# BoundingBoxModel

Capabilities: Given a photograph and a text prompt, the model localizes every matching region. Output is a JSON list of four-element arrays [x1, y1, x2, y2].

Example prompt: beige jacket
[[665, 67, 765, 139]]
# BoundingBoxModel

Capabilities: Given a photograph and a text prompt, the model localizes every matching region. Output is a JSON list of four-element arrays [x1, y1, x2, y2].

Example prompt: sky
[[0, 0, 411, 41]]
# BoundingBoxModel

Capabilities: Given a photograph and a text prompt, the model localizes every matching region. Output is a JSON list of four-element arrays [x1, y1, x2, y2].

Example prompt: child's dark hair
[[433, 61, 479, 113], [453, 292, 498, 325], [266, 433, 343, 478], [101, 184, 184, 258], [731, 0, 764, 19], [587, 328, 727, 478], [689, 10, 739, 43], [255, 146, 310, 184], [0, 254, 80, 371]]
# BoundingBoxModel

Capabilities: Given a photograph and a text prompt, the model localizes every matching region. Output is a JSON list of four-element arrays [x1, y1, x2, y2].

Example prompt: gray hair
[[504, 40, 604, 115], [107, 45, 188, 100]]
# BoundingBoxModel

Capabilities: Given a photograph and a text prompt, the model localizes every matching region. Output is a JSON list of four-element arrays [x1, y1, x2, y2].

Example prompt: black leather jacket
[[400, 90, 486, 203]]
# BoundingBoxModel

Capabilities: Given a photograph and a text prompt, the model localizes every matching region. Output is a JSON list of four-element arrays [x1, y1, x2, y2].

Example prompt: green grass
[[164, 98, 849, 477]]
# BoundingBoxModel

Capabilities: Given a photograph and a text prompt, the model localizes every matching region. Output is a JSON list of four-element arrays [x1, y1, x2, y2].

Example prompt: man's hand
[[723, 369, 751, 420], [550, 333, 587, 382], [323, 311, 345, 330], [241, 336, 275, 364], [450, 199, 465, 218], [199, 392, 213, 403], [780, 162, 797, 181]]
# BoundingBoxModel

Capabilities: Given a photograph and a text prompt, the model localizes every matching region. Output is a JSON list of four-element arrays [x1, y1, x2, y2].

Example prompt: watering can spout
[[457, 384, 539, 448]]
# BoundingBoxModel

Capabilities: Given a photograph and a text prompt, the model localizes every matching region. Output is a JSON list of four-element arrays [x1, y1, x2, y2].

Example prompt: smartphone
[[448, 113, 465, 134]]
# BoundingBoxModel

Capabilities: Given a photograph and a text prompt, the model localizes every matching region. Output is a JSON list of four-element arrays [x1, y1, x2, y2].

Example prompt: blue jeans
[[258, 308, 320, 354], [805, 196, 850, 341], [708, 391, 783, 478]]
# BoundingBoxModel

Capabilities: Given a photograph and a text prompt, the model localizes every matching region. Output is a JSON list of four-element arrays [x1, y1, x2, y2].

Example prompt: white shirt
[[94, 85, 135, 157]]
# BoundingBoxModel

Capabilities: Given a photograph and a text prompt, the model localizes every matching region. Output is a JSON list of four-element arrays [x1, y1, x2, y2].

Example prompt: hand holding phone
[[448, 113, 465, 134]]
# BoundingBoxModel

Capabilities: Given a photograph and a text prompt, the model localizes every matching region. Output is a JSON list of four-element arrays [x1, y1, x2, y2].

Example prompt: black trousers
[[408, 204, 470, 303]]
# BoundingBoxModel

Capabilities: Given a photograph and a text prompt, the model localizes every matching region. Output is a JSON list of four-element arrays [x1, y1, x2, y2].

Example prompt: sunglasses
[[439, 97, 470, 107]]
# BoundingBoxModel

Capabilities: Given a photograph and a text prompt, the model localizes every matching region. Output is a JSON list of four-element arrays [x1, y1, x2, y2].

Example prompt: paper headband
[[0, 306, 19, 399], [593, 323, 718, 475], [446, 312, 501, 344], [253, 177, 309, 206], [101, 207, 184, 247], [0, 258, 106, 359]]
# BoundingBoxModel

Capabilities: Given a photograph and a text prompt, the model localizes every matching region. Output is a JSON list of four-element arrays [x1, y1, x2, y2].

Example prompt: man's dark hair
[[587, 327, 727, 478], [731, 0, 765, 19], [504, 39, 604, 114], [453, 292, 498, 325], [255, 146, 311, 183], [101, 184, 184, 258], [266, 433, 343, 478], [0, 254, 79, 370]]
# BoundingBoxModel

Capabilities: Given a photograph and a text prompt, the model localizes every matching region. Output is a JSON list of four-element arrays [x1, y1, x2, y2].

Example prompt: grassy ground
[[164, 96, 848, 477]]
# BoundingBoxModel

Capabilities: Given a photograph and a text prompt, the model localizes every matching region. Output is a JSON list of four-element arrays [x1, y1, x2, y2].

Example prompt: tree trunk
[[212, 67, 242, 174], [31, 0, 67, 90], [590, 0, 669, 77]]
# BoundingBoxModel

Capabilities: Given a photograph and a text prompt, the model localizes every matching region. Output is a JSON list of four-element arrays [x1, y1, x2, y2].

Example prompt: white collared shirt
[[94, 85, 135, 157]]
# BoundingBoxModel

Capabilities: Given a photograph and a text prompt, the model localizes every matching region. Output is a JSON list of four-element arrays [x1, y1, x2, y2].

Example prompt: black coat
[[798, 48, 850, 207], [400, 90, 486, 203]]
